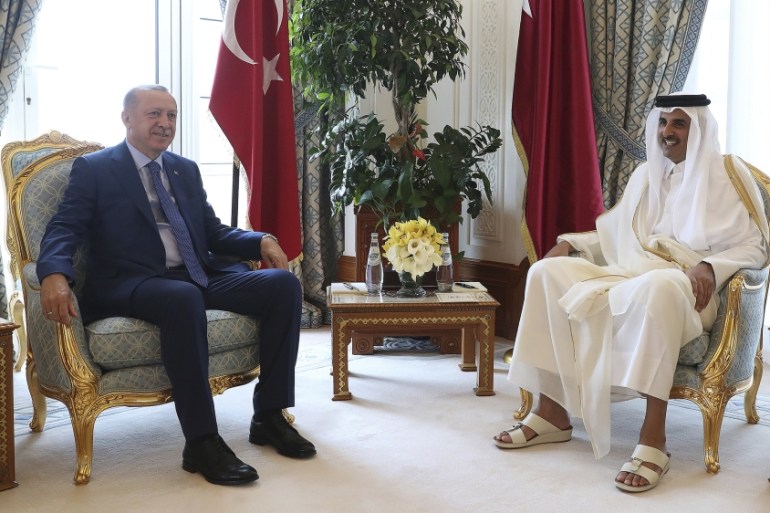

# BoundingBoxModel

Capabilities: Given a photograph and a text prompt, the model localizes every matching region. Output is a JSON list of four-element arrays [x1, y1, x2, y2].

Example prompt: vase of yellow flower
[[382, 217, 445, 298], [396, 271, 425, 297]]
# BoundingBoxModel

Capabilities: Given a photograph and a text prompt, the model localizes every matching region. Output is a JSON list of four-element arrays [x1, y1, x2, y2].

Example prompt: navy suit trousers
[[126, 268, 301, 441]]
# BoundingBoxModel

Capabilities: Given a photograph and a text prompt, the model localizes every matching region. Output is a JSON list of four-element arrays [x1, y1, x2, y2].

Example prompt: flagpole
[[231, 154, 240, 227]]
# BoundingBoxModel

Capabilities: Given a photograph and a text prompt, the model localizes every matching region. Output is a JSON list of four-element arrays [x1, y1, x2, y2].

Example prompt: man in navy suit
[[37, 84, 315, 486]]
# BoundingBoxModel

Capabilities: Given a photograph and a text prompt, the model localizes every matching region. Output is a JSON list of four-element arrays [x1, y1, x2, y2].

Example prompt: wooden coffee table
[[327, 283, 499, 401]]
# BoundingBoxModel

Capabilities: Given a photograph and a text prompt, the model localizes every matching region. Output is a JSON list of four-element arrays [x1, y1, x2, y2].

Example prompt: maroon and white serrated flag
[[514, 0, 604, 262]]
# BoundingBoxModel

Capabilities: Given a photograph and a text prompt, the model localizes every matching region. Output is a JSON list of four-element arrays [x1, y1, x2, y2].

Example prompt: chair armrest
[[697, 267, 768, 380], [731, 267, 769, 288], [22, 263, 102, 393]]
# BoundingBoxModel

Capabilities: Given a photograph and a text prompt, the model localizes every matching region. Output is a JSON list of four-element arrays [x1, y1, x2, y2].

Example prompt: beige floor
[[5, 327, 770, 513]]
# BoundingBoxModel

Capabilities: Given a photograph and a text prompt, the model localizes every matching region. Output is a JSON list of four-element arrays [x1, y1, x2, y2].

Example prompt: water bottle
[[436, 232, 454, 292], [365, 232, 383, 295]]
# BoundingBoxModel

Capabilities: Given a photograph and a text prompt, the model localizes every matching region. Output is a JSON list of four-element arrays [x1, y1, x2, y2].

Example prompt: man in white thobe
[[494, 93, 769, 493]]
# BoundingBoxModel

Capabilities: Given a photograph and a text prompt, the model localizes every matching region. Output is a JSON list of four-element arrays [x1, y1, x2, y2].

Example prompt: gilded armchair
[[1, 131, 99, 371], [514, 156, 770, 474], [7, 144, 264, 485]]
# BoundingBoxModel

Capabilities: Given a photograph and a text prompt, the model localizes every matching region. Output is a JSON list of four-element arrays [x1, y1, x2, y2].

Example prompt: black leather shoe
[[249, 411, 317, 458], [182, 434, 259, 485]]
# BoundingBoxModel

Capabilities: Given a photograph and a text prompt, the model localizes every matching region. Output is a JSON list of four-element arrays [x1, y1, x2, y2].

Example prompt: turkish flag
[[210, 0, 302, 261], [513, 0, 604, 262]]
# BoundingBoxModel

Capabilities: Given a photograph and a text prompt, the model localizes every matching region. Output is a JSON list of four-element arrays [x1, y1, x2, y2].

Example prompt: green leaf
[[291, 0, 501, 226]]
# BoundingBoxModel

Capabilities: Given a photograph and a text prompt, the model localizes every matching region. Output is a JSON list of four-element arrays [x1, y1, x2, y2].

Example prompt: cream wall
[[344, 0, 528, 266], [452, 0, 526, 264]]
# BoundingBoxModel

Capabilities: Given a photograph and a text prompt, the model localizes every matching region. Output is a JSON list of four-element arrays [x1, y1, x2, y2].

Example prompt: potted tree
[[290, 0, 502, 281]]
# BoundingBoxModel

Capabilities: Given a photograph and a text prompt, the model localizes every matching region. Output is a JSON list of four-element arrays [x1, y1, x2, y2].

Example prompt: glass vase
[[396, 271, 427, 298]]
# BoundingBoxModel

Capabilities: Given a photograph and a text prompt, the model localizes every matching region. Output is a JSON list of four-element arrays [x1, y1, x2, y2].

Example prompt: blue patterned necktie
[[147, 160, 209, 287]]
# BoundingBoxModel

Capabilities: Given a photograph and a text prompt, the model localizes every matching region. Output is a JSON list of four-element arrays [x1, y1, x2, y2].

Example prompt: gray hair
[[123, 84, 171, 110]]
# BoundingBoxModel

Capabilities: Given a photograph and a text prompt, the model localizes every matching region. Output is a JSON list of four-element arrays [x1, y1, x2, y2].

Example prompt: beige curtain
[[288, 0, 343, 323], [589, 0, 709, 207], [293, 92, 344, 324], [0, 0, 45, 318]]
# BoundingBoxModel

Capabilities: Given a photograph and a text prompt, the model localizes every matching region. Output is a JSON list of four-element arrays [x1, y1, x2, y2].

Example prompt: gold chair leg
[[26, 358, 48, 431], [69, 407, 97, 485], [745, 352, 763, 424], [514, 388, 533, 420], [699, 399, 726, 474], [9, 291, 27, 372]]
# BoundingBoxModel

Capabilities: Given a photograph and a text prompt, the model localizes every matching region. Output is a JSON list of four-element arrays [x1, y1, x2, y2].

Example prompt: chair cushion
[[677, 331, 710, 366], [88, 310, 259, 371]]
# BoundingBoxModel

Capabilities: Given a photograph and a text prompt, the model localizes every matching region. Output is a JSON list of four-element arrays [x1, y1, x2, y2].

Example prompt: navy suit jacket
[[37, 141, 266, 319]]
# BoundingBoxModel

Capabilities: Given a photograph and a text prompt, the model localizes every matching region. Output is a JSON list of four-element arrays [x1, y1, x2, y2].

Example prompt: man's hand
[[543, 240, 575, 259], [40, 273, 78, 326], [685, 262, 716, 312], [260, 236, 289, 269]]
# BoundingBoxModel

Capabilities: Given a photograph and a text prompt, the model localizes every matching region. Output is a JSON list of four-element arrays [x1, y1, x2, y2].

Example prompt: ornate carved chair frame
[[2, 131, 99, 371]]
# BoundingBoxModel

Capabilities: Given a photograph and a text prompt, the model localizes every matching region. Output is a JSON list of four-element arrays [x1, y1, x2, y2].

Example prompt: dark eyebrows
[[658, 114, 690, 127]]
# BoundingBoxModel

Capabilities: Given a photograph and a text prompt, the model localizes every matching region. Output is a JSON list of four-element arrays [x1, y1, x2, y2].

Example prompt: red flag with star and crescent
[[210, 0, 302, 261]]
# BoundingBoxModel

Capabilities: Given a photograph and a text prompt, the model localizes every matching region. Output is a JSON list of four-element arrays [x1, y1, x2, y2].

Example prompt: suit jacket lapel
[[110, 143, 157, 226]]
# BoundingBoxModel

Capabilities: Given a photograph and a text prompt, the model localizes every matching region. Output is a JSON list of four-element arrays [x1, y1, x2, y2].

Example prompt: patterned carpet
[[13, 393, 72, 435]]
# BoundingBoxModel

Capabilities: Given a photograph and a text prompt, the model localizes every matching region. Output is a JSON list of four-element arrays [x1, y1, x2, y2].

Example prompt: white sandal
[[494, 413, 573, 449], [615, 444, 671, 493]]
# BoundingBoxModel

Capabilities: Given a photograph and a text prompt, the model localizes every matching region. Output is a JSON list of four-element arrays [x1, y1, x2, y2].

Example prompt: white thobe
[[508, 155, 769, 459]]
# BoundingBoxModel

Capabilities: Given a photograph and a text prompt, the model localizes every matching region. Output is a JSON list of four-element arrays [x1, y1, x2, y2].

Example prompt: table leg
[[458, 326, 477, 371], [331, 318, 352, 401], [473, 317, 495, 396], [0, 332, 18, 490]]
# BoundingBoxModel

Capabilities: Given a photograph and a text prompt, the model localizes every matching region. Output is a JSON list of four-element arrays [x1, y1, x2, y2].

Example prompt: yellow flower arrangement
[[382, 217, 445, 277]]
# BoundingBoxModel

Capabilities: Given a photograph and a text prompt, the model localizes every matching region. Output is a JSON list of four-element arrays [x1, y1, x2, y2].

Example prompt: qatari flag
[[513, 0, 604, 262]]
